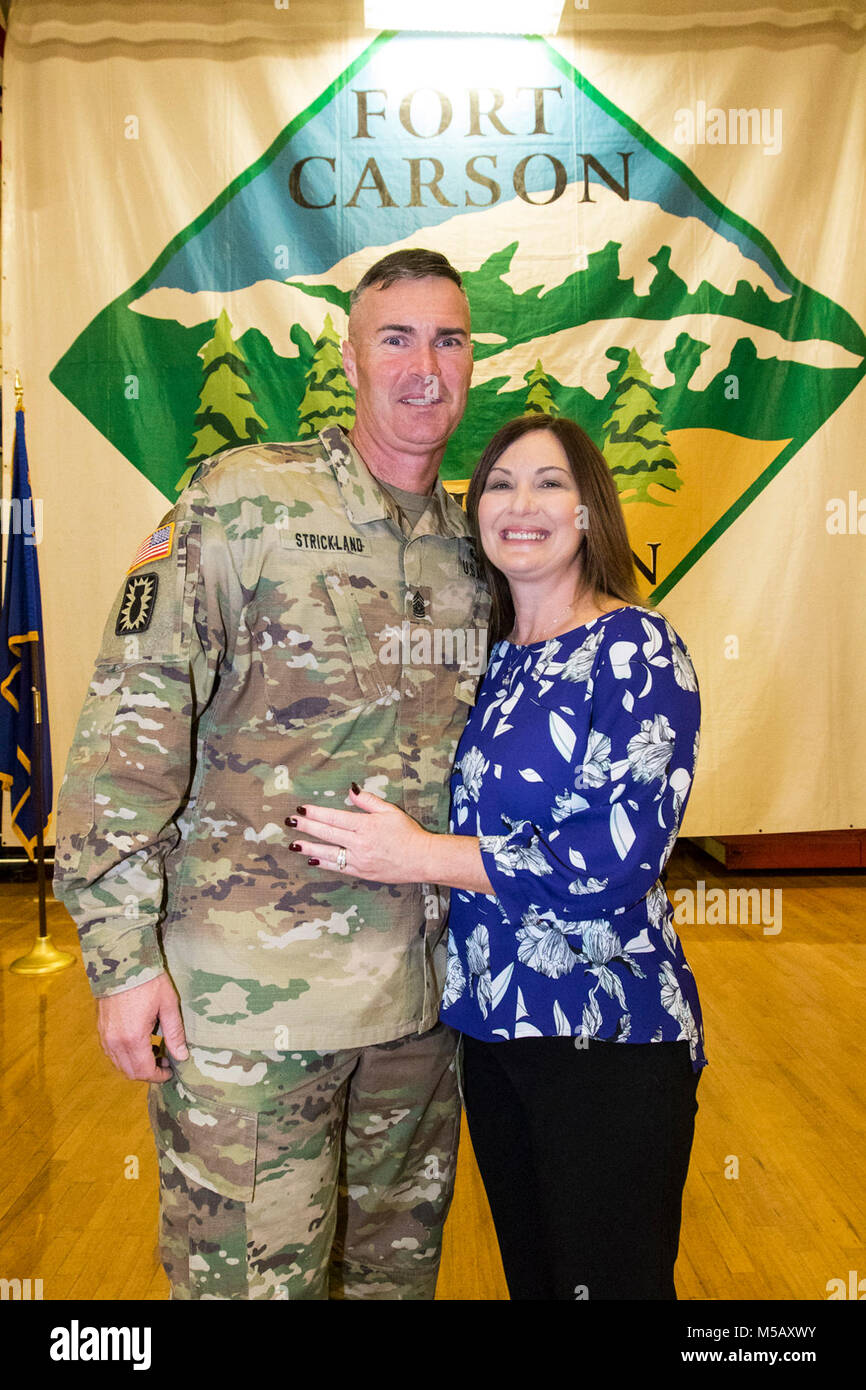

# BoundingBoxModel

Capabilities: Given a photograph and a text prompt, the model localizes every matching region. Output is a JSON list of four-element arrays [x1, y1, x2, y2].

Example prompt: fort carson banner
[[3, 2, 865, 838]]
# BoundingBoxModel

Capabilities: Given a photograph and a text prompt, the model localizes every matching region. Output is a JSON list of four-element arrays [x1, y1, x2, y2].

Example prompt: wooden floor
[[0, 841, 864, 1301]]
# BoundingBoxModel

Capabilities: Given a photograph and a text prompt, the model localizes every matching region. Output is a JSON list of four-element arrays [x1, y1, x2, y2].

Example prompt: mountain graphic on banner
[[49, 30, 866, 599]]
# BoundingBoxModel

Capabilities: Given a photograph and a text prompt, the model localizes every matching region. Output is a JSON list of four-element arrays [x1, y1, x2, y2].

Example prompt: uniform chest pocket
[[322, 570, 388, 700], [435, 576, 492, 697], [257, 565, 395, 730]]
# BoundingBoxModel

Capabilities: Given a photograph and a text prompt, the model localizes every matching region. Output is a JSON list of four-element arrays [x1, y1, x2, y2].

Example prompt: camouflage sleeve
[[53, 480, 244, 997]]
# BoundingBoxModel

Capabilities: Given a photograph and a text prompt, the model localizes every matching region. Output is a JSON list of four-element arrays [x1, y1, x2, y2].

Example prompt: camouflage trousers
[[147, 1022, 460, 1300]]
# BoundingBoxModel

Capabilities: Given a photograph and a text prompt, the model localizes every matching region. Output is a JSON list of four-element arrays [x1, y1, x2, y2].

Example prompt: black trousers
[[461, 1035, 701, 1301]]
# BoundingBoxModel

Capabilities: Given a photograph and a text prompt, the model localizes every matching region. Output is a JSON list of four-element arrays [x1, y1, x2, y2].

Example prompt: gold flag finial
[[14, 371, 25, 411]]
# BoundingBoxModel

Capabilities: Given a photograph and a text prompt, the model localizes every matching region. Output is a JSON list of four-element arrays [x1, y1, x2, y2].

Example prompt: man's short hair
[[349, 248, 465, 310]]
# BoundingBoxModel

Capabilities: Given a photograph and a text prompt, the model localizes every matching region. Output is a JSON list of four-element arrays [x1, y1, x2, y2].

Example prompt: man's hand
[[97, 974, 189, 1082]]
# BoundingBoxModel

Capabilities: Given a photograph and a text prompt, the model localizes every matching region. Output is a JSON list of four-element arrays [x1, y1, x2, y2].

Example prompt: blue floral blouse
[[441, 605, 707, 1072]]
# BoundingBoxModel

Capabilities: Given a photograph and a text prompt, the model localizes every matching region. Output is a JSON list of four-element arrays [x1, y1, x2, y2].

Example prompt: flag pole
[[9, 374, 73, 975]]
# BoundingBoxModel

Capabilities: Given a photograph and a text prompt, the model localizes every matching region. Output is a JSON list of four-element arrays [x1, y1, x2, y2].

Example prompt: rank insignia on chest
[[115, 572, 159, 634], [411, 590, 426, 620]]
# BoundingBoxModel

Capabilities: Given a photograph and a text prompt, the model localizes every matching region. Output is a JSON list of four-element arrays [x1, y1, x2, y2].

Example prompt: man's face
[[342, 276, 473, 461]]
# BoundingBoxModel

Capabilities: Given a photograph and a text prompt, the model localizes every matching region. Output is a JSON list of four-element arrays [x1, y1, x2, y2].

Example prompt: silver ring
[[336, 848, 347, 871]]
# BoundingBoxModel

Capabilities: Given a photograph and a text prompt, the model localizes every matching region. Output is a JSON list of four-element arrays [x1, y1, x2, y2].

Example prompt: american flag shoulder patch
[[127, 522, 175, 573]]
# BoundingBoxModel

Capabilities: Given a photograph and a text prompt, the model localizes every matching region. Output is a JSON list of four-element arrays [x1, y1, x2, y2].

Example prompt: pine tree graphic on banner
[[297, 313, 356, 437], [523, 358, 559, 416], [602, 348, 682, 504], [187, 308, 267, 469]]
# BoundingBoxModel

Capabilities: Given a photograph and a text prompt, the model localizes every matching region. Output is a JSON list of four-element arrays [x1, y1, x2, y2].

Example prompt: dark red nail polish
[[307, 857, 319, 866], [296, 805, 307, 815], [351, 782, 361, 795], [285, 817, 297, 827], [289, 843, 301, 852]]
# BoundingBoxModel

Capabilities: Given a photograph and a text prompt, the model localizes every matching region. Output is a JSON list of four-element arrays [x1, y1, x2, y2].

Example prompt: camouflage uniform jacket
[[53, 427, 489, 1050]]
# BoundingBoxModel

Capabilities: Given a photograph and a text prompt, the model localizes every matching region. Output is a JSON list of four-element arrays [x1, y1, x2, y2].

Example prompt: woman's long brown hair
[[466, 414, 642, 647]]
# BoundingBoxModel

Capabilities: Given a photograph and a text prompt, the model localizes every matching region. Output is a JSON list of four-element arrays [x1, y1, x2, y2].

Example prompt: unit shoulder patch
[[115, 572, 159, 635]]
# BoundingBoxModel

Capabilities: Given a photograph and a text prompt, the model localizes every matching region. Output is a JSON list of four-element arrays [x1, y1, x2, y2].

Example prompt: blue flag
[[0, 408, 52, 858]]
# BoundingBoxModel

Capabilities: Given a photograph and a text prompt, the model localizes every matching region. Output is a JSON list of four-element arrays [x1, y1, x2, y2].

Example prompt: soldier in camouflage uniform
[[53, 249, 489, 1299]]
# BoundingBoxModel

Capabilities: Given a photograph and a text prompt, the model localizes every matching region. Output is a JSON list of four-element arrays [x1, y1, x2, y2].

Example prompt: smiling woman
[[467, 414, 641, 646], [293, 412, 705, 1301]]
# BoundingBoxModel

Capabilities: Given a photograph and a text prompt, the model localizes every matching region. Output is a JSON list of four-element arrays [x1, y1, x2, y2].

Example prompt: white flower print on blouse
[[453, 745, 490, 824], [479, 819, 554, 878], [659, 959, 701, 1050], [661, 765, 694, 865], [442, 934, 467, 1009], [626, 712, 676, 783], [670, 637, 698, 692], [466, 924, 494, 1018], [580, 729, 611, 788], [552, 789, 590, 822], [569, 874, 609, 896], [655, 615, 698, 690], [572, 920, 647, 1010], [645, 877, 678, 953], [645, 879, 668, 929], [530, 637, 564, 681], [515, 905, 582, 979], [538, 627, 604, 686]]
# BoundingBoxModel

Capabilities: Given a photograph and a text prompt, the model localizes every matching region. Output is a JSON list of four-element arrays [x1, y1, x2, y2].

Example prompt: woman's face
[[477, 430, 585, 588]]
